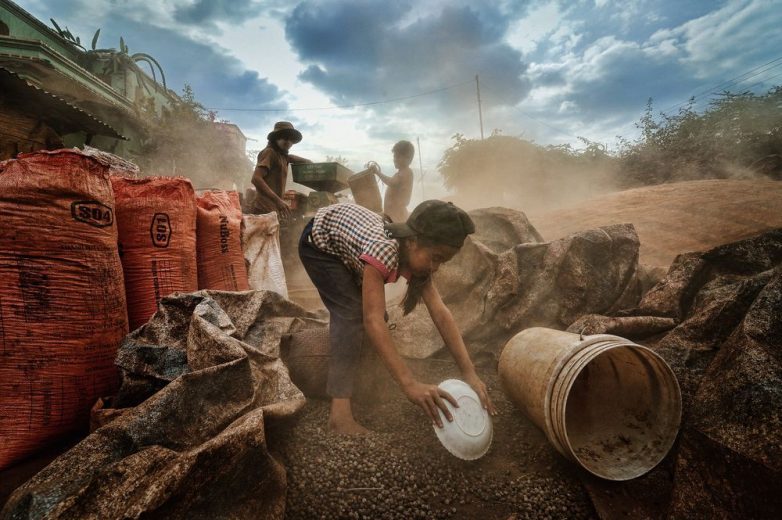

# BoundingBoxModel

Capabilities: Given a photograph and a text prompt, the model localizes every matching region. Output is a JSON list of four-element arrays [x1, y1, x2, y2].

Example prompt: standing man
[[250, 121, 311, 217], [373, 140, 414, 223]]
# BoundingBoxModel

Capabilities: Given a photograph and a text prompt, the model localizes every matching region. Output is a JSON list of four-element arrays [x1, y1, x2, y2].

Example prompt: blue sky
[[18, 0, 782, 199]]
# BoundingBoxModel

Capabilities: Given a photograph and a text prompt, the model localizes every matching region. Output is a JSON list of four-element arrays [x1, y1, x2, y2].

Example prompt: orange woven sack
[[111, 176, 198, 330], [195, 190, 250, 291], [0, 149, 129, 470]]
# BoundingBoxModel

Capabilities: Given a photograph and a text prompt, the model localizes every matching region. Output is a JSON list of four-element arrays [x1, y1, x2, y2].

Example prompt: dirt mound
[[529, 180, 782, 268]]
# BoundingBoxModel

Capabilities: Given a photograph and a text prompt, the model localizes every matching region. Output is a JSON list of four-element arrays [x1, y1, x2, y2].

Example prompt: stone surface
[[467, 206, 544, 253]]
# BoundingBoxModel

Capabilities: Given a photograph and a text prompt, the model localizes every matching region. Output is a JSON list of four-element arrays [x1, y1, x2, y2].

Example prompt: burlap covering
[[391, 212, 651, 358], [568, 229, 782, 518], [1, 290, 324, 520]]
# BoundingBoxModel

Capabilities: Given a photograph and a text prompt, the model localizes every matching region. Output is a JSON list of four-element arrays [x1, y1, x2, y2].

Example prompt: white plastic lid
[[433, 379, 493, 460]]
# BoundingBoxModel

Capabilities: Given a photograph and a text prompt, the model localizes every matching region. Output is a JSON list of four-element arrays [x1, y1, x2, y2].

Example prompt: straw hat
[[267, 121, 302, 143]]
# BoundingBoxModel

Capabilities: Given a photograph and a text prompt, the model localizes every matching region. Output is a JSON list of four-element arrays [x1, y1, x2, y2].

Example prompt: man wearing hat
[[250, 121, 312, 217]]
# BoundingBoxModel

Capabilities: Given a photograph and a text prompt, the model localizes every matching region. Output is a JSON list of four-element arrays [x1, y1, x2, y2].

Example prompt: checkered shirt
[[311, 203, 403, 283]]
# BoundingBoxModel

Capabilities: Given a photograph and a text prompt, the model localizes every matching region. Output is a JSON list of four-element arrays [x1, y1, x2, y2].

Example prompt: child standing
[[298, 199, 496, 434], [373, 140, 415, 223]]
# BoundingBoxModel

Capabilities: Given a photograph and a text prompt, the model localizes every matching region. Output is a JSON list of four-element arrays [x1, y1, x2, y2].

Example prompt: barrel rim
[[556, 340, 682, 481]]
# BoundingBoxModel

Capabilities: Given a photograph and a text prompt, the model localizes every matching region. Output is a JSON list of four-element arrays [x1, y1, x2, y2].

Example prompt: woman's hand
[[402, 381, 458, 428], [463, 371, 497, 416]]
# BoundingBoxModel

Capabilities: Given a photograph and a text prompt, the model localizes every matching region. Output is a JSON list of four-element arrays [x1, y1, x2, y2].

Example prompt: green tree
[[618, 87, 782, 186]]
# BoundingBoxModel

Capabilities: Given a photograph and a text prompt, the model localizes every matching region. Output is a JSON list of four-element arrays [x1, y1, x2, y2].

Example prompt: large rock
[[391, 216, 645, 358], [467, 206, 544, 253]]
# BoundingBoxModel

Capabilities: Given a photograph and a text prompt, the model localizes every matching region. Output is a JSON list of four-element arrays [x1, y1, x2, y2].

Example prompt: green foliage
[[439, 85, 782, 208], [133, 85, 252, 190], [50, 18, 84, 49], [618, 88, 782, 186], [91, 29, 100, 51]]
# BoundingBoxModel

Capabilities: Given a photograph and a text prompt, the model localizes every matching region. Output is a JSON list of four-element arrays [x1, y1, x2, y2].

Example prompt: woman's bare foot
[[329, 398, 371, 435]]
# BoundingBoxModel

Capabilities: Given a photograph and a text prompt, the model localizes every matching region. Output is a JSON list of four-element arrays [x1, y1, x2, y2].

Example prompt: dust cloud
[[438, 139, 622, 214]]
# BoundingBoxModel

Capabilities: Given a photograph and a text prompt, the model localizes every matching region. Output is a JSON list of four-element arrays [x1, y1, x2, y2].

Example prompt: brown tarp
[[568, 229, 782, 518], [1, 290, 324, 520]]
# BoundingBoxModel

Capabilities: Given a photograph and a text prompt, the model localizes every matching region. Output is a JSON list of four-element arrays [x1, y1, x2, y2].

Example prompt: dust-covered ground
[[269, 361, 596, 520], [529, 179, 782, 267]]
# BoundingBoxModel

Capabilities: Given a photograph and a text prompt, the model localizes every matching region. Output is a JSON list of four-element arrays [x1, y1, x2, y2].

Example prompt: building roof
[[0, 66, 126, 139], [213, 121, 247, 139], [0, 0, 82, 61], [0, 35, 137, 119]]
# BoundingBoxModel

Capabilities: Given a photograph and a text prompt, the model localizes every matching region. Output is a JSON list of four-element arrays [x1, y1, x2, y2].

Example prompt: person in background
[[250, 121, 311, 217], [372, 140, 414, 223], [298, 199, 496, 434]]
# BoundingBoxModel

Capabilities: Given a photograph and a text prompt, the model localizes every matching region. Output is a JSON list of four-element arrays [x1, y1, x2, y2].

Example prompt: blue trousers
[[298, 221, 364, 398]]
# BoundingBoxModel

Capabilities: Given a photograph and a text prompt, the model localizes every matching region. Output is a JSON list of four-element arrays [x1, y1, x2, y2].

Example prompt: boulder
[[467, 206, 544, 252]]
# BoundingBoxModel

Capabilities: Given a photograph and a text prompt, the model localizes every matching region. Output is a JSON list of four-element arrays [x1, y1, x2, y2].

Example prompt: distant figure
[[373, 140, 414, 223], [250, 121, 311, 218]]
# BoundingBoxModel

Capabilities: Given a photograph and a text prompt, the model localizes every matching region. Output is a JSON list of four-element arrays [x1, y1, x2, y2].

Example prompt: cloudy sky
[[19, 0, 782, 200]]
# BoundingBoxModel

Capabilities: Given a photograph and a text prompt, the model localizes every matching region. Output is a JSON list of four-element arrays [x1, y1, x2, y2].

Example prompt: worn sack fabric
[[111, 176, 199, 331], [242, 213, 288, 298], [196, 190, 249, 291], [2, 290, 324, 520], [0, 149, 128, 471], [568, 229, 782, 518]]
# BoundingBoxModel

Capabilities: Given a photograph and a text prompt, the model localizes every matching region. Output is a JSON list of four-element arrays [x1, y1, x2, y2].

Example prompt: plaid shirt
[[311, 203, 406, 283]]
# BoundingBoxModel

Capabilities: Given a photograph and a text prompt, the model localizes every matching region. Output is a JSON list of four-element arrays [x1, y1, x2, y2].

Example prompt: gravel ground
[[270, 360, 596, 520]]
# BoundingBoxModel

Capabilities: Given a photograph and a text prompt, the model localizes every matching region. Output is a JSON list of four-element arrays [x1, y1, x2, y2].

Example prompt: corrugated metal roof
[[0, 66, 127, 139]]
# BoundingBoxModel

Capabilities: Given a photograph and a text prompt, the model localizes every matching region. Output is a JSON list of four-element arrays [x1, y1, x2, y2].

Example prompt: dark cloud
[[566, 46, 697, 119], [173, 0, 264, 26], [285, 1, 530, 112]]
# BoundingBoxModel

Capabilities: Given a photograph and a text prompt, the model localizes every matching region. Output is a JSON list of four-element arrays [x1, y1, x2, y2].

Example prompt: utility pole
[[417, 136, 425, 200], [476, 74, 485, 140]]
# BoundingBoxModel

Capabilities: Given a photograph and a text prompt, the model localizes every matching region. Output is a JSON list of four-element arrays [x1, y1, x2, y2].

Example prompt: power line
[[207, 79, 474, 112], [745, 70, 782, 91], [612, 57, 782, 136], [661, 55, 782, 113]]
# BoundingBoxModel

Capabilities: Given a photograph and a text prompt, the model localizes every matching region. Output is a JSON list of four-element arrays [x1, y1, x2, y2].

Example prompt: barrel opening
[[563, 345, 680, 480]]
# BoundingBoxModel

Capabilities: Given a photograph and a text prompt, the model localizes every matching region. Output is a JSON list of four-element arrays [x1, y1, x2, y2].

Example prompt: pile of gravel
[[272, 360, 596, 519]]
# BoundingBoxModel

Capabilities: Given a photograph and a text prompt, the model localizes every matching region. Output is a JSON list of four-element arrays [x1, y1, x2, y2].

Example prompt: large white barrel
[[498, 327, 681, 481]]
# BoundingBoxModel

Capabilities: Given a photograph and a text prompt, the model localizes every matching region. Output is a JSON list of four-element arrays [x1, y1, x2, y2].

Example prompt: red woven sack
[[196, 190, 250, 291], [0, 149, 129, 470], [111, 176, 198, 330]]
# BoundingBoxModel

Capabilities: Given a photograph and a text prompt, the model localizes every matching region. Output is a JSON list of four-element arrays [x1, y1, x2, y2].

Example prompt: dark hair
[[392, 140, 415, 158], [399, 235, 434, 315]]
